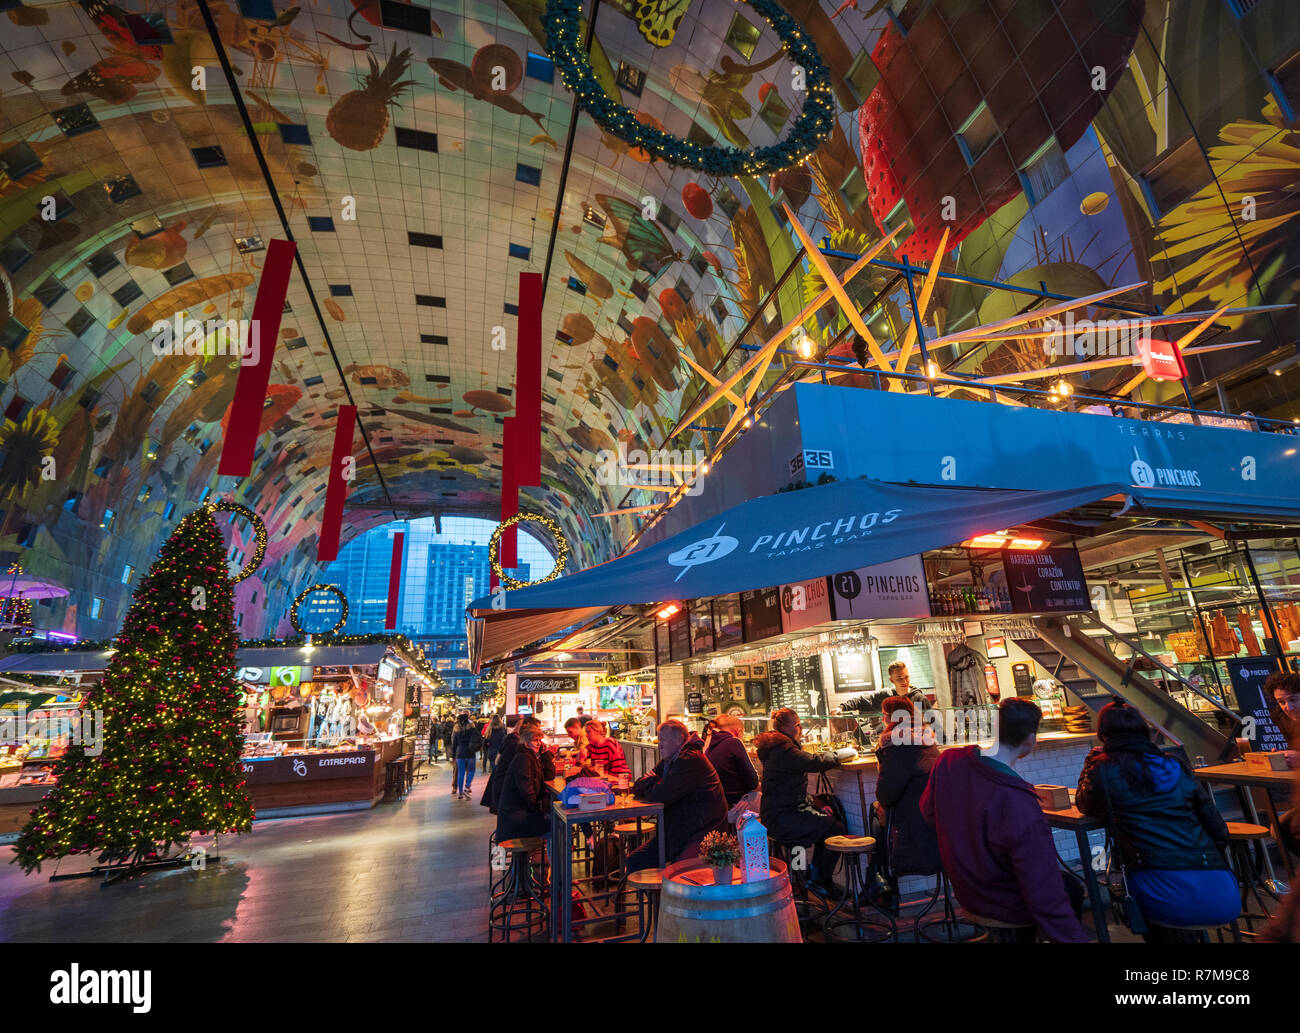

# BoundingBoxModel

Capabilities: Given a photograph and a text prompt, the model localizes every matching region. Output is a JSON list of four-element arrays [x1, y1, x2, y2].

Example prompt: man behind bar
[[921, 697, 1088, 942]]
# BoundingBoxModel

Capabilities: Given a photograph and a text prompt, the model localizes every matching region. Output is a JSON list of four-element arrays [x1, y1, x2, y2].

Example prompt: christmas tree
[[14, 504, 254, 873]]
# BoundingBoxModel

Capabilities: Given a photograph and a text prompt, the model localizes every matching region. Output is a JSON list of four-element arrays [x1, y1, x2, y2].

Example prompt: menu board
[[832, 650, 875, 693], [668, 609, 691, 661], [741, 587, 782, 643], [768, 657, 826, 717], [686, 691, 704, 715], [1002, 546, 1091, 613], [689, 603, 715, 654], [712, 596, 743, 650], [1227, 656, 1289, 753]]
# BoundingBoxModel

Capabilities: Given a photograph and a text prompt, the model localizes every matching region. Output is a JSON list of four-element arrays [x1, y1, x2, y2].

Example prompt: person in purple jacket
[[920, 697, 1089, 943]]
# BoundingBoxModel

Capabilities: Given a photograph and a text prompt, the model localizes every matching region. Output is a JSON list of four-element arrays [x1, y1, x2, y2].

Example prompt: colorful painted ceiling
[[0, 0, 1296, 639]]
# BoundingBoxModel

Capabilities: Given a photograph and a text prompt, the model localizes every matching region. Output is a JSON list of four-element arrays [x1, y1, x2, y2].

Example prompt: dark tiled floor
[[0, 760, 493, 943]]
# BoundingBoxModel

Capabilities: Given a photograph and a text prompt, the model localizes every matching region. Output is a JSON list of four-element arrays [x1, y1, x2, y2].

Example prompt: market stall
[[0, 637, 437, 825]]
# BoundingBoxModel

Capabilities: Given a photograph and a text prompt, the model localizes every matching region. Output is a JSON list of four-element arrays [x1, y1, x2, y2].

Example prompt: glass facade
[[316, 516, 549, 696]]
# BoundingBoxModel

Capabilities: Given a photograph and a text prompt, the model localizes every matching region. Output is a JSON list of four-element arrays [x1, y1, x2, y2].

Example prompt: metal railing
[[1068, 611, 1243, 727]]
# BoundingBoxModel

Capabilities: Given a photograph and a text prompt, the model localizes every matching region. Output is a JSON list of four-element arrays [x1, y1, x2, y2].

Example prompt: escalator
[[1018, 613, 1243, 765]]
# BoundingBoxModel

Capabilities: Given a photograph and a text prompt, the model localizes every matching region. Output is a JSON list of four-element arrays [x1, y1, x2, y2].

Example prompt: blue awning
[[1126, 487, 1300, 524], [470, 478, 1128, 612]]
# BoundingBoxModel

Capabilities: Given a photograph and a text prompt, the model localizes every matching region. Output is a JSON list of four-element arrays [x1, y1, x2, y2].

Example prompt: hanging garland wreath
[[205, 501, 267, 583], [290, 584, 349, 636], [489, 513, 569, 590], [543, 0, 835, 176]]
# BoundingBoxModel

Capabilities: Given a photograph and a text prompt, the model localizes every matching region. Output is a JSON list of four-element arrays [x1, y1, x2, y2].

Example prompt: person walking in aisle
[[451, 713, 482, 799], [485, 715, 507, 774]]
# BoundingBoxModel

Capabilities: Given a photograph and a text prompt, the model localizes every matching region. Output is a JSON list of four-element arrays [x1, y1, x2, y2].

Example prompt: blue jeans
[[455, 758, 475, 794]]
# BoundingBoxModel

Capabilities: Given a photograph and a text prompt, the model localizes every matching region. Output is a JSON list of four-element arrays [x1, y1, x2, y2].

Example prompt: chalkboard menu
[[741, 587, 782, 643], [1228, 656, 1289, 752], [1002, 546, 1090, 613], [686, 691, 704, 715], [668, 609, 691, 661], [768, 656, 826, 717]]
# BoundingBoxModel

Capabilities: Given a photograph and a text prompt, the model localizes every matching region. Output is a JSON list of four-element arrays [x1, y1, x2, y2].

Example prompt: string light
[[13, 505, 254, 873], [542, 0, 835, 176], [289, 584, 349, 636], [489, 513, 569, 590], [204, 501, 267, 583]]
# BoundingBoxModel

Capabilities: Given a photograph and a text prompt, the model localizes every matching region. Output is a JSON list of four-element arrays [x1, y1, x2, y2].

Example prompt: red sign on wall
[[1137, 338, 1188, 381]]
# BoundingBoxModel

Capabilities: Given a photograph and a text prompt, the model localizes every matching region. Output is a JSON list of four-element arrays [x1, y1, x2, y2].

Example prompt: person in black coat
[[1075, 701, 1239, 939], [450, 713, 482, 799], [485, 716, 507, 774], [704, 714, 758, 809], [481, 717, 555, 814], [754, 708, 843, 887], [871, 698, 940, 877], [626, 720, 727, 872], [495, 718, 552, 841]]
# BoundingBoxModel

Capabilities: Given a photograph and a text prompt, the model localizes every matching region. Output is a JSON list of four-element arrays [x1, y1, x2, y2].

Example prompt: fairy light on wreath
[[290, 584, 349, 636], [204, 501, 267, 583], [489, 513, 569, 590], [543, 0, 835, 176]]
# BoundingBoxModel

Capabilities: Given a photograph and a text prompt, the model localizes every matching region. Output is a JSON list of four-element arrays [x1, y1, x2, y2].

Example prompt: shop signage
[[829, 555, 930, 619], [237, 665, 310, 686], [240, 750, 375, 784], [789, 448, 834, 481], [1227, 657, 1289, 753], [517, 676, 580, 694], [1137, 338, 1188, 382], [1002, 546, 1090, 613], [779, 575, 832, 633], [741, 587, 782, 642]]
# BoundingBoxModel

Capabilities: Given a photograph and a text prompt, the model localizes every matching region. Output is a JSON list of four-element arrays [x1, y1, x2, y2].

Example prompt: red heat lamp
[[656, 603, 681, 620], [966, 533, 1046, 550]]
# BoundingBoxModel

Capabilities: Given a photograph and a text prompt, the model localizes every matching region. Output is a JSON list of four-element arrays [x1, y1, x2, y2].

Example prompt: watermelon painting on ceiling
[[0, 0, 1293, 641]]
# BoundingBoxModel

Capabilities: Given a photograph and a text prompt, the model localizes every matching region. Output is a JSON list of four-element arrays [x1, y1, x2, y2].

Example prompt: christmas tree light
[[13, 505, 254, 874]]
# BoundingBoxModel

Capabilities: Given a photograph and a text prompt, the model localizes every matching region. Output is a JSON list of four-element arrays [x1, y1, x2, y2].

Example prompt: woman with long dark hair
[[1075, 701, 1239, 939]]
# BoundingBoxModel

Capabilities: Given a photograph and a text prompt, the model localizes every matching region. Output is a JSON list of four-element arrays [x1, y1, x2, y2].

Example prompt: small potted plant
[[699, 830, 741, 885]]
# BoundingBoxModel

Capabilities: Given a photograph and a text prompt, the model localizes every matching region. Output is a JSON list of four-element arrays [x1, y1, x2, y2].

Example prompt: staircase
[[1019, 613, 1242, 765]]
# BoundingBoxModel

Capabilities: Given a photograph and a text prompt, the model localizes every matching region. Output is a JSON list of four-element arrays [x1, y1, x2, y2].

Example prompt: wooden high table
[[545, 778, 665, 943], [1040, 803, 1110, 943], [1194, 762, 1296, 877]]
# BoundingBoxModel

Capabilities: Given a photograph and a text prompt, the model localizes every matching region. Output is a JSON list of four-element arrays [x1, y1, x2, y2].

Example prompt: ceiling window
[[957, 102, 999, 166]]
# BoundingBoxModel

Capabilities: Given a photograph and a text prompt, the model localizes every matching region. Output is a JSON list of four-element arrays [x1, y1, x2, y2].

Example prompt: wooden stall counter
[[242, 736, 408, 819]]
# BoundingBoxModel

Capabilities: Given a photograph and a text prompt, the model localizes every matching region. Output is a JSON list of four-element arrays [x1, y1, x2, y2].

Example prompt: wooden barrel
[[655, 858, 801, 943]]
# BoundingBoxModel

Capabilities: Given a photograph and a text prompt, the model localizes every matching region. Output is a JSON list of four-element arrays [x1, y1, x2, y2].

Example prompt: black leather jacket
[[1076, 737, 1229, 872], [754, 730, 840, 844]]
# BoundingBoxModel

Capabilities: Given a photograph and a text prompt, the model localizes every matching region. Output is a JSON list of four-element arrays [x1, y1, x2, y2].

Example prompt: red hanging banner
[[516, 271, 543, 487], [218, 238, 296, 477], [384, 530, 405, 629], [317, 404, 357, 562]]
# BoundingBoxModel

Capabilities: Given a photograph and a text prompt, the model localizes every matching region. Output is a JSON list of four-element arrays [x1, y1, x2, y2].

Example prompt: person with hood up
[[1075, 700, 1239, 940], [704, 713, 759, 808], [754, 708, 845, 892], [920, 697, 1088, 942], [626, 720, 727, 872]]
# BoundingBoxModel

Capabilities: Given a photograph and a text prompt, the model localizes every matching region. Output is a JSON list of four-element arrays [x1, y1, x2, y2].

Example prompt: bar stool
[[488, 838, 550, 943], [1148, 922, 1241, 944], [487, 831, 508, 901], [625, 868, 664, 943], [1226, 821, 1280, 936], [821, 835, 895, 943], [609, 820, 654, 893], [913, 870, 986, 943], [963, 912, 1033, 943]]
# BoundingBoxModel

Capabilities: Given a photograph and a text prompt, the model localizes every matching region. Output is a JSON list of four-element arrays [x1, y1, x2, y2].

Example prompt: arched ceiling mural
[[0, 0, 1296, 639]]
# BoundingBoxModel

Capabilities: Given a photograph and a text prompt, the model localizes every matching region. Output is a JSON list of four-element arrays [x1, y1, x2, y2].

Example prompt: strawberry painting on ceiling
[[856, 0, 1145, 261]]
